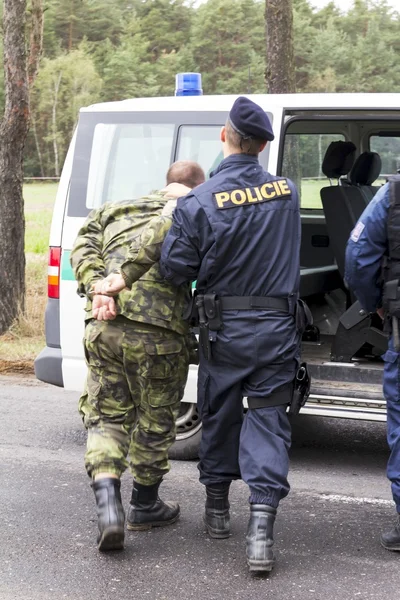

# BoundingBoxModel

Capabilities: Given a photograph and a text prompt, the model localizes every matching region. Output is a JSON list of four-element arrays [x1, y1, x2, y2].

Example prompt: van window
[[177, 125, 223, 177], [86, 123, 175, 209], [370, 134, 400, 178], [282, 133, 345, 210]]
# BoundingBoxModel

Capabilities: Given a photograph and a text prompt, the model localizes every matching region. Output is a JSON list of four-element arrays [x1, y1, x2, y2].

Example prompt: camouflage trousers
[[78, 317, 190, 485]]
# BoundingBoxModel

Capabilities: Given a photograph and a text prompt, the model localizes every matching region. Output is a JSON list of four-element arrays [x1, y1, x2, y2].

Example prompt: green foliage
[[31, 47, 102, 175], [190, 0, 265, 94], [293, 0, 400, 93], [0, 0, 400, 175]]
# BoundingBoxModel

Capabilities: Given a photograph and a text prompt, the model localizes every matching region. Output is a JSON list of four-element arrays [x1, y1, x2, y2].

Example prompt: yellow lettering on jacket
[[212, 179, 292, 210], [254, 187, 263, 201], [245, 188, 258, 203], [278, 180, 290, 195], [231, 189, 247, 204], [214, 191, 230, 208], [260, 183, 276, 199]]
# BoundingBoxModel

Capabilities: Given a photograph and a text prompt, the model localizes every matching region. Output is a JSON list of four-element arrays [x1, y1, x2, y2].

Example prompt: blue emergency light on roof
[[175, 73, 203, 96]]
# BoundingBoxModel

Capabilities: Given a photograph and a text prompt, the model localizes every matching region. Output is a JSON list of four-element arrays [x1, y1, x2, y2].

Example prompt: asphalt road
[[0, 375, 398, 600]]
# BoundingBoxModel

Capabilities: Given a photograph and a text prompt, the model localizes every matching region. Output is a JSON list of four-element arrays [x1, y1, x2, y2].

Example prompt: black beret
[[228, 96, 274, 142]]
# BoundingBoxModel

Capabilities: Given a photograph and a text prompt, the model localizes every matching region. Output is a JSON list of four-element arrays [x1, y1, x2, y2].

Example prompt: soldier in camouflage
[[70, 160, 205, 552]]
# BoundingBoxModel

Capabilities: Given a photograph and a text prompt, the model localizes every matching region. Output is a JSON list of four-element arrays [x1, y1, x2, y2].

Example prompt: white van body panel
[[81, 93, 400, 113], [48, 132, 76, 247]]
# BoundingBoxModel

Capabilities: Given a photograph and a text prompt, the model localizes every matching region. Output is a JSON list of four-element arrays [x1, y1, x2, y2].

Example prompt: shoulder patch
[[350, 221, 365, 242], [213, 179, 291, 210]]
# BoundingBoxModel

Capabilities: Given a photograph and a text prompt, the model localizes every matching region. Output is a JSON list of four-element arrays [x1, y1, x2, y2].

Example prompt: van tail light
[[48, 247, 61, 299]]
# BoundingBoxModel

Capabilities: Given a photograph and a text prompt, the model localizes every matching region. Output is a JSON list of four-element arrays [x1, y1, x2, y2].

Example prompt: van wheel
[[169, 403, 202, 460]]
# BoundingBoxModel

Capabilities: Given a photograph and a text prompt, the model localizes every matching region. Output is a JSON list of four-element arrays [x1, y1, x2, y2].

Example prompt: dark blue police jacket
[[159, 153, 300, 300], [345, 183, 389, 314]]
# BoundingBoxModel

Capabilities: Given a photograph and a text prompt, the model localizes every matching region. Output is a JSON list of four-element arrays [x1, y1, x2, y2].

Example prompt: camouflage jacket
[[70, 193, 191, 335]]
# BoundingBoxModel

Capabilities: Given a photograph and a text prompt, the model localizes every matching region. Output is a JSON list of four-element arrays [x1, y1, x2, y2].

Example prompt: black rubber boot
[[91, 478, 125, 552], [245, 504, 277, 573], [381, 514, 400, 551], [203, 483, 231, 539], [127, 480, 180, 531]]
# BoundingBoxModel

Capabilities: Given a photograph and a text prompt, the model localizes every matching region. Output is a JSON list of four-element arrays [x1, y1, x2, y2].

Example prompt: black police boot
[[91, 478, 125, 552], [245, 504, 277, 573], [380, 514, 400, 551], [203, 483, 231, 539], [126, 480, 180, 531]]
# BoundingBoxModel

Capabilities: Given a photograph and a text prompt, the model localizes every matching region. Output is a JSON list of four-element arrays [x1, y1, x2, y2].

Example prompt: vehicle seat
[[320, 147, 381, 278], [320, 143, 387, 361], [345, 150, 382, 203], [320, 141, 357, 278], [321, 140, 357, 183]]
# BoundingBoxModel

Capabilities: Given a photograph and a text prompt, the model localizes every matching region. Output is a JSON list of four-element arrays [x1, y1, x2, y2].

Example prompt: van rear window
[[177, 125, 223, 177], [86, 123, 175, 209]]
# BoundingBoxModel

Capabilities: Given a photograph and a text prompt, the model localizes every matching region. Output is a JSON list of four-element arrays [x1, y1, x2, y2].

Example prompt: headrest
[[348, 152, 381, 186], [322, 141, 356, 179]]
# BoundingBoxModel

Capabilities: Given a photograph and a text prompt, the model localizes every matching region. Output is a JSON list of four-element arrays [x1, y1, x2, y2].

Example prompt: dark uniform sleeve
[[345, 184, 390, 313], [120, 215, 173, 288], [70, 207, 106, 297], [160, 193, 213, 286]]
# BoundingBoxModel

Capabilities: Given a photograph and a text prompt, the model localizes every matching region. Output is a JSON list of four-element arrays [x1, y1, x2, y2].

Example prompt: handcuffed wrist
[[116, 268, 131, 289]]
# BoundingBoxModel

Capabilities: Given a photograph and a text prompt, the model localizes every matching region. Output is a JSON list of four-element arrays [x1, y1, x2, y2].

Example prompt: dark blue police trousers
[[383, 339, 400, 512], [197, 310, 299, 508]]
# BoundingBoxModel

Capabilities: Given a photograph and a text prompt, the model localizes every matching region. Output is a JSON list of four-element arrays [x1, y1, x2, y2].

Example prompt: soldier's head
[[221, 96, 274, 157], [166, 160, 206, 190]]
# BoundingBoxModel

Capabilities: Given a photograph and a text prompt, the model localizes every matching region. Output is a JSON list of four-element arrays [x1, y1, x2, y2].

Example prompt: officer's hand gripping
[[92, 273, 126, 297], [160, 183, 191, 199]]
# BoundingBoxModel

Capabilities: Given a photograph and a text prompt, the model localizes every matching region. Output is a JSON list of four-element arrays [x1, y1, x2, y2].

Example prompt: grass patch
[[0, 254, 48, 366], [24, 182, 58, 254], [0, 183, 58, 370], [301, 179, 325, 210]]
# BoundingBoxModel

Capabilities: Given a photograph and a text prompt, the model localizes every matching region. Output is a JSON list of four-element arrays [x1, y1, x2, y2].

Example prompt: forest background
[[4, 0, 399, 178]]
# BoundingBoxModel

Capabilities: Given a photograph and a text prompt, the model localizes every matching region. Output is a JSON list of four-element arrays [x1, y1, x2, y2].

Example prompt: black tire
[[168, 402, 202, 460]]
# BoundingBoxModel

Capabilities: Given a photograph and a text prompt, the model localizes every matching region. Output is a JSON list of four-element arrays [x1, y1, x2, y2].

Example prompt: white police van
[[35, 73, 400, 458]]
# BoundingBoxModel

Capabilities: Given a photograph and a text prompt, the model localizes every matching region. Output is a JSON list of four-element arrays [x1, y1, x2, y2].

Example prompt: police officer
[[345, 178, 400, 552], [158, 97, 301, 572], [70, 161, 205, 552]]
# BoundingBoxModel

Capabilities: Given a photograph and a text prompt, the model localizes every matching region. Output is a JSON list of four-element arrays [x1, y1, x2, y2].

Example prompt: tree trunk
[[52, 72, 62, 178], [265, 0, 295, 94], [0, 0, 29, 334], [0, 0, 43, 335], [265, 1, 299, 190], [32, 116, 45, 178], [28, 0, 44, 88]]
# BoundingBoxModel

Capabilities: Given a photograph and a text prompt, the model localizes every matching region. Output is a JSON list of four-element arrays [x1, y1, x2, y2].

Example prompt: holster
[[196, 294, 211, 360], [295, 299, 313, 334], [194, 294, 223, 361], [288, 363, 311, 416], [183, 293, 200, 327]]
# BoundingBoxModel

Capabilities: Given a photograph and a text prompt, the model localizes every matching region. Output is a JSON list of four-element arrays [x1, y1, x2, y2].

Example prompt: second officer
[[158, 97, 302, 573]]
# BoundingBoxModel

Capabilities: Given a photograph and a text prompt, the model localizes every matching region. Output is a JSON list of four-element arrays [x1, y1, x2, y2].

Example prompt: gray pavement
[[0, 375, 398, 600]]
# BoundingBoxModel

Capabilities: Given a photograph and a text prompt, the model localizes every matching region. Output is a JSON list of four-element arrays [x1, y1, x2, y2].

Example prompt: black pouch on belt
[[204, 294, 223, 331]]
